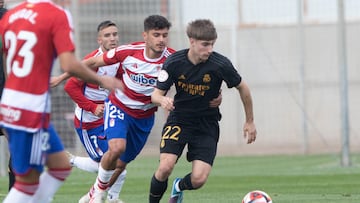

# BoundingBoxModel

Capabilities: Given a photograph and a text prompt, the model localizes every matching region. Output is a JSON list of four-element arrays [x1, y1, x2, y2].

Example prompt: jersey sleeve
[[64, 77, 97, 113], [103, 44, 135, 65], [220, 56, 242, 88], [52, 9, 75, 55]]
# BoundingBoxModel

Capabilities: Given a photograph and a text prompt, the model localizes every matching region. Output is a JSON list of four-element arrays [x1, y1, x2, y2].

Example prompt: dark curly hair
[[144, 15, 171, 31]]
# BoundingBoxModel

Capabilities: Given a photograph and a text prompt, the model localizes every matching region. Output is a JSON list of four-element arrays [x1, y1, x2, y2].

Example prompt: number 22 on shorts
[[160, 125, 181, 148]]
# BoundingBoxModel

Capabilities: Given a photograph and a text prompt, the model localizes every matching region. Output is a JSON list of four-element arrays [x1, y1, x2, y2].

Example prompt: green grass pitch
[[0, 154, 359, 202]]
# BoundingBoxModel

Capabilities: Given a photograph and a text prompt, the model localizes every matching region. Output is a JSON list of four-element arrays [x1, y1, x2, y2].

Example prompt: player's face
[[143, 28, 169, 58], [190, 38, 215, 63], [98, 26, 119, 51], [0, 0, 4, 7]]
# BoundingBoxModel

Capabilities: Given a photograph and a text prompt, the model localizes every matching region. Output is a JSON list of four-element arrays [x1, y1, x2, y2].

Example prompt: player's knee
[[108, 148, 125, 160], [108, 139, 126, 156], [190, 173, 208, 189], [156, 164, 174, 180]]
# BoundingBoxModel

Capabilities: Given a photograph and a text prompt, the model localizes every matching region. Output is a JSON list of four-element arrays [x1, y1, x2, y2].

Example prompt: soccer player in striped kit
[[62, 20, 126, 203], [0, 1, 122, 202], [82, 15, 175, 203]]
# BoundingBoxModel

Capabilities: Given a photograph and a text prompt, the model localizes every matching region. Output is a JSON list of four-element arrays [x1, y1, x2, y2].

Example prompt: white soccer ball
[[242, 190, 273, 203]]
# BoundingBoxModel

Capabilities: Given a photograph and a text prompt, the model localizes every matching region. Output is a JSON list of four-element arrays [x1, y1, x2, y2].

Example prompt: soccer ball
[[242, 190, 272, 203]]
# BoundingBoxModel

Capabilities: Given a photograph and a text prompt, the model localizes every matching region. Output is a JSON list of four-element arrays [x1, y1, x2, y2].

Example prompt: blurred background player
[[148, 19, 257, 203], [0, 1, 122, 202], [52, 20, 127, 203]]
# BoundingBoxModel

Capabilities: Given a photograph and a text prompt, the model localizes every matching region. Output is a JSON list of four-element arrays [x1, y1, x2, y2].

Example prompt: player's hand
[[209, 89, 222, 108], [50, 76, 63, 88], [160, 96, 175, 111], [243, 122, 257, 144], [50, 72, 71, 88], [94, 104, 104, 117], [99, 76, 124, 92]]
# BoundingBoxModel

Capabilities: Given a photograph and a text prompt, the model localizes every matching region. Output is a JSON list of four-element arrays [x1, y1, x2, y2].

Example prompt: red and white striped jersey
[[104, 42, 176, 118], [0, 0, 74, 132], [64, 47, 120, 130]]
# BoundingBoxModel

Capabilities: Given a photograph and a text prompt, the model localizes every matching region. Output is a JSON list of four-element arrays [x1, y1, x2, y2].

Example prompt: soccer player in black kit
[[148, 19, 257, 203]]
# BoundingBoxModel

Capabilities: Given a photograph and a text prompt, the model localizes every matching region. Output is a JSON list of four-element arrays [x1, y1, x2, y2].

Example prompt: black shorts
[[159, 114, 219, 166]]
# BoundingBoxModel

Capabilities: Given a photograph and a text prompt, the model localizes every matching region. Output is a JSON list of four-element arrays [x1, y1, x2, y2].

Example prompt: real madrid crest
[[203, 74, 211, 83]]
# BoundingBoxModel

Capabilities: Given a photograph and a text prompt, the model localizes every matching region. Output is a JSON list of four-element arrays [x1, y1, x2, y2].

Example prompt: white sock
[[107, 169, 127, 200], [3, 188, 33, 203], [31, 171, 64, 203], [94, 165, 114, 192], [73, 156, 99, 173]]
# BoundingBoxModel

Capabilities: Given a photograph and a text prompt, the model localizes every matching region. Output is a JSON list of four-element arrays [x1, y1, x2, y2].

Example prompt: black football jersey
[[157, 49, 241, 118]]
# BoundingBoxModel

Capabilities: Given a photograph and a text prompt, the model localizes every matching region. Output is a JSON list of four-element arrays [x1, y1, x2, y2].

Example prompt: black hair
[[143, 15, 171, 31], [97, 20, 117, 32]]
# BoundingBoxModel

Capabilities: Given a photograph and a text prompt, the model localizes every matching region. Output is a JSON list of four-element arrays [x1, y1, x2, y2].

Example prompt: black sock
[[179, 173, 194, 191], [149, 174, 168, 203]]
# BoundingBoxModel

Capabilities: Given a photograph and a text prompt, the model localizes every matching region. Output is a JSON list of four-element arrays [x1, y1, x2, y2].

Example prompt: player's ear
[[189, 37, 196, 45], [142, 31, 148, 42]]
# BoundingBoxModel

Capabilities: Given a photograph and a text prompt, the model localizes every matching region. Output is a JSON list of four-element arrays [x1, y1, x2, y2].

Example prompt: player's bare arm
[[151, 88, 175, 111], [50, 72, 71, 87], [58, 51, 122, 92], [236, 81, 257, 144], [82, 54, 107, 69]]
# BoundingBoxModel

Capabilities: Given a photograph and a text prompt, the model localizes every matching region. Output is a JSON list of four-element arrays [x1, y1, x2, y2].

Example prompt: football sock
[[179, 173, 194, 191], [3, 187, 34, 203], [107, 169, 127, 200], [149, 174, 168, 203], [3, 181, 38, 203], [32, 168, 71, 203], [73, 156, 99, 173], [95, 165, 114, 191]]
